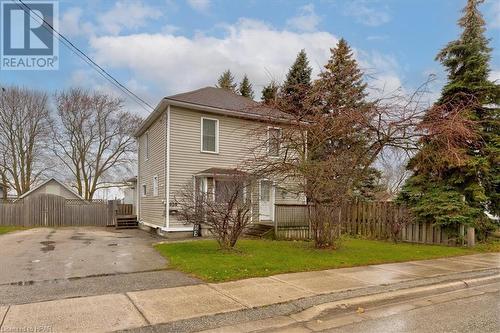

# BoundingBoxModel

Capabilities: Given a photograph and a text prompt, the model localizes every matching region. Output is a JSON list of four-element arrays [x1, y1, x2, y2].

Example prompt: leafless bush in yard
[[387, 205, 413, 243], [176, 173, 254, 250]]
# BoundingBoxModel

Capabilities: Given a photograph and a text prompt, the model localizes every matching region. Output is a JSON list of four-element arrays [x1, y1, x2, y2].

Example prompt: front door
[[259, 180, 273, 221]]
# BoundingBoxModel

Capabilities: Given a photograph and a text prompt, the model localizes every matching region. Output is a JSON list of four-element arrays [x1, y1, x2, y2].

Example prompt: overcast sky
[[1, 0, 499, 116]]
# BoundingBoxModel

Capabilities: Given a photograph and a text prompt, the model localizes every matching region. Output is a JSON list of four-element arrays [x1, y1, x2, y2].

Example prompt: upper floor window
[[267, 127, 281, 157], [201, 117, 219, 153], [144, 132, 149, 160]]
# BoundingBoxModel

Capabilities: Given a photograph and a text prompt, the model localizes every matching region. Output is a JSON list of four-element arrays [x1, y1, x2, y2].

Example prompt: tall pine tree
[[216, 70, 237, 93], [278, 49, 313, 113], [310, 38, 380, 201], [400, 0, 500, 232], [261, 81, 279, 104], [313, 38, 369, 113], [283, 49, 312, 95], [239, 74, 255, 99]]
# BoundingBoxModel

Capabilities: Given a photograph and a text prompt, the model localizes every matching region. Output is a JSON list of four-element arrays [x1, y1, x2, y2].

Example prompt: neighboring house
[[135, 87, 305, 236], [123, 177, 137, 209], [18, 178, 83, 200]]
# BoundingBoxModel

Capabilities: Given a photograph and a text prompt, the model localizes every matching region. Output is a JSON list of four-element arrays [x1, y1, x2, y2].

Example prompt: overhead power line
[[11, 0, 155, 112]]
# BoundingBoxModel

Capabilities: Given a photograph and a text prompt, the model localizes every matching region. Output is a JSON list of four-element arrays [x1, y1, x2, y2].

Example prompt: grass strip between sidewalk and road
[[155, 238, 499, 282]]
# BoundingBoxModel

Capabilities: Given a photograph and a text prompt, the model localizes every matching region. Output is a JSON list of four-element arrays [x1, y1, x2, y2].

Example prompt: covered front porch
[[194, 167, 276, 224]]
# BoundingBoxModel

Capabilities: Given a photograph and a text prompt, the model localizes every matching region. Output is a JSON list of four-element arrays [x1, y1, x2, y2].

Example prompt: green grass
[[0, 226, 26, 235], [155, 238, 499, 282]]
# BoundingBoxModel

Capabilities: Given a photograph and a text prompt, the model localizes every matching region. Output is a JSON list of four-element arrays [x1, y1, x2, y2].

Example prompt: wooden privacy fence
[[275, 202, 475, 246], [0, 194, 116, 227], [116, 203, 133, 215]]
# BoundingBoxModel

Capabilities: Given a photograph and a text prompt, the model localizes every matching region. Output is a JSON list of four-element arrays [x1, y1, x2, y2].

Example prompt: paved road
[[0, 227, 201, 305], [256, 282, 500, 333], [322, 290, 500, 333]]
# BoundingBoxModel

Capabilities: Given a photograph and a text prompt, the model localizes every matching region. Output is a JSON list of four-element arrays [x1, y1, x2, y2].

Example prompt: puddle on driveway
[[40, 241, 55, 252], [70, 233, 94, 245]]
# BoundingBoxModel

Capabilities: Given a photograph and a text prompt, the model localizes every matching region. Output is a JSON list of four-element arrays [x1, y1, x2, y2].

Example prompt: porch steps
[[115, 215, 139, 229], [244, 223, 274, 238]]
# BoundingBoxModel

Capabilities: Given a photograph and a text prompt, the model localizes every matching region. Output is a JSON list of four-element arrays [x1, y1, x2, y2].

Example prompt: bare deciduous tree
[[377, 148, 413, 199], [176, 173, 254, 250], [53, 88, 142, 200], [0, 86, 52, 195], [246, 81, 431, 248]]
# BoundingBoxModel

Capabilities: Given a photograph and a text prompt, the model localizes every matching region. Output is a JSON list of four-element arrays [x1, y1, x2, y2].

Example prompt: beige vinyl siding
[[138, 113, 166, 227], [168, 106, 304, 224], [169, 107, 262, 224], [137, 103, 306, 228], [275, 184, 307, 204]]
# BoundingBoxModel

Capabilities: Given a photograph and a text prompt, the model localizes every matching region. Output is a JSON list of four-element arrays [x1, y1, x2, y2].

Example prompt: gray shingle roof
[[166, 87, 287, 118], [135, 87, 289, 137]]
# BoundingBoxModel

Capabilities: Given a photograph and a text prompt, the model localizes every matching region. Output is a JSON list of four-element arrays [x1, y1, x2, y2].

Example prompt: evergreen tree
[[309, 38, 378, 199], [216, 69, 237, 93], [238, 74, 255, 99], [313, 38, 369, 113], [399, 0, 500, 233], [261, 81, 279, 104], [283, 49, 312, 95], [279, 49, 313, 113]]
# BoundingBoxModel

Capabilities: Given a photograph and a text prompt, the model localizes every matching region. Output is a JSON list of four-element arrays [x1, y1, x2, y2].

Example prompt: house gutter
[[165, 105, 171, 229], [134, 98, 291, 138]]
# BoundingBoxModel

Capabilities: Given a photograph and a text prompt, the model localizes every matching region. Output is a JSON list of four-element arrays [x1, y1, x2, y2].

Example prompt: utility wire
[[12, 0, 155, 112]]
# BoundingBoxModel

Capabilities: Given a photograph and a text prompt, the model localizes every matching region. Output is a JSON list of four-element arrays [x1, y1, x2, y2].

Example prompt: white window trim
[[141, 183, 147, 197], [152, 175, 159, 197], [267, 126, 282, 157], [200, 117, 219, 154]]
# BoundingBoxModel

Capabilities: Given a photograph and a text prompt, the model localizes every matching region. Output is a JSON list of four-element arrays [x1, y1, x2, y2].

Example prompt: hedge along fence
[[0, 194, 115, 227], [274, 202, 476, 246]]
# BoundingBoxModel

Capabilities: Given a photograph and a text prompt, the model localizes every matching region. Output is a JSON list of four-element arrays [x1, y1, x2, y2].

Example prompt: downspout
[[165, 105, 171, 229], [136, 137, 141, 221]]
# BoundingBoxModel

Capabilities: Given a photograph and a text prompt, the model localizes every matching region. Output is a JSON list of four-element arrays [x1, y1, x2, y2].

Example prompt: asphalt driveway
[[0, 227, 201, 305]]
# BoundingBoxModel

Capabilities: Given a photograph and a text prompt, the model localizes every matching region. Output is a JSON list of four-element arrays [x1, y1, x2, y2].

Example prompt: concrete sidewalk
[[0, 253, 498, 333]]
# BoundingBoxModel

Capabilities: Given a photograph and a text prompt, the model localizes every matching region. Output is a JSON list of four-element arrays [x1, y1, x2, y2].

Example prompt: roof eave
[[165, 99, 289, 123], [134, 97, 291, 138], [134, 99, 169, 137]]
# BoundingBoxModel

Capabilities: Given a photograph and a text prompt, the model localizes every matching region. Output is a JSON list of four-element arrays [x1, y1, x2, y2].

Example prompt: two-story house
[[135, 87, 306, 237]]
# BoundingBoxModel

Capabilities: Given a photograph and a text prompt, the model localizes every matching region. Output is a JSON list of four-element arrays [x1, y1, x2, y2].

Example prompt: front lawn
[[155, 238, 498, 282], [0, 226, 26, 235]]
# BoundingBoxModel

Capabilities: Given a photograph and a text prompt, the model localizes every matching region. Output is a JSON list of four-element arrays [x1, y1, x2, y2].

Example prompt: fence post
[[107, 200, 117, 226], [459, 224, 465, 246], [467, 227, 475, 247], [274, 204, 278, 237]]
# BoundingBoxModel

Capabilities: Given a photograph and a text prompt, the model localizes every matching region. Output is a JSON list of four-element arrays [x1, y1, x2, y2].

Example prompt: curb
[[118, 268, 499, 333], [290, 272, 500, 322]]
